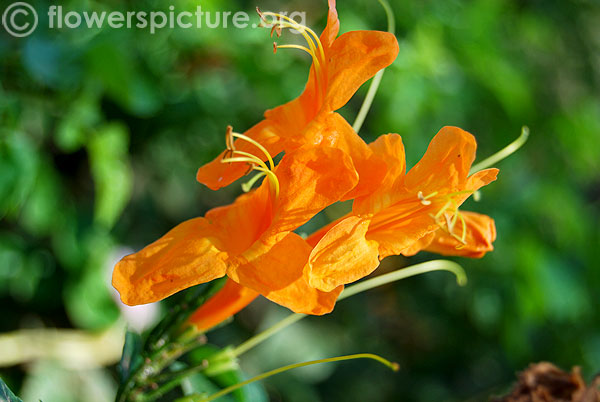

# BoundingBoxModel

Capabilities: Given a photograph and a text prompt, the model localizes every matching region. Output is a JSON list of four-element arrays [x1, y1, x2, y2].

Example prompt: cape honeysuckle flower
[[188, 279, 259, 331], [196, 0, 399, 200], [112, 130, 361, 314], [303, 126, 499, 292], [401, 211, 496, 258], [188, 128, 498, 331]]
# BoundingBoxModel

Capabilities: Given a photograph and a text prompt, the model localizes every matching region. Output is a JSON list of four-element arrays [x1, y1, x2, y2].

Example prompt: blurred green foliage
[[1, 0, 599, 401]]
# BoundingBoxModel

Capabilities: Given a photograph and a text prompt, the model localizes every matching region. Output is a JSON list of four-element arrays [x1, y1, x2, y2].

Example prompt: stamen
[[274, 43, 313, 56], [241, 172, 267, 193], [421, 190, 472, 246], [434, 201, 452, 220], [270, 25, 282, 38], [225, 125, 235, 152], [444, 213, 454, 233], [458, 213, 467, 244], [257, 9, 327, 102], [231, 133, 275, 170], [418, 191, 438, 206], [266, 13, 326, 62], [220, 127, 280, 198]]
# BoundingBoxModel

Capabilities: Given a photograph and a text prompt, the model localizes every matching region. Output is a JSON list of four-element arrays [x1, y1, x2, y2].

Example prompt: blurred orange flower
[[196, 0, 399, 199]]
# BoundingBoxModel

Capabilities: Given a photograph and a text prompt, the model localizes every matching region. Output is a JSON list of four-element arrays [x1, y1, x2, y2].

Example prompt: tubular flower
[[196, 0, 399, 200], [190, 128, 498, 330], [189, 280, 258, 331], [113, 132, 360, 315], [303, 126, 499, 292], [402, 211, 497, 258]]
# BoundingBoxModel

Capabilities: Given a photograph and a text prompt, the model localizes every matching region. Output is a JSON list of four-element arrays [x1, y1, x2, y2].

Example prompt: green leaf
[[119, 331, 144, 384], [87, 123, 133, 229], [55, 91, 101, 152], [144, 279, 226, 352], [0, 133, 38, 219], [0, 377, 23, 402], [186, 345, 267, 402], [64, 229, 119, 329]]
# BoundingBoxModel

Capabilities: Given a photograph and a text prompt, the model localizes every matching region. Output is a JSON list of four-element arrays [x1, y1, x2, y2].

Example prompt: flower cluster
[[112, 0, 498, 330]]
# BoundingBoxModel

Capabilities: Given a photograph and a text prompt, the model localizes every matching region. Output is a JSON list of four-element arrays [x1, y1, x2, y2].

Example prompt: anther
[[270, 25, 281, 37], [418, 191, 438, 206], [257, 9, 327, 101]]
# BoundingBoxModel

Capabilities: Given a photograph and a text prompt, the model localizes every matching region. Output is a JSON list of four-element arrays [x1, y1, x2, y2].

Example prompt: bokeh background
[[1, 0, 599, 401]]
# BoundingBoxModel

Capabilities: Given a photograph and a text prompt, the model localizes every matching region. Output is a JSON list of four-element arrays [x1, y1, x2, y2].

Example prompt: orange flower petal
[[367, 210, 439, 259], [205, 185, 272, 255], [112, 218, 227, 306], [320, 0, 340, 51], [188, 279, 258, 332], [196, 120, 285, 190], [303, 112, 387, 200], [405, 126, 478, 193], [262, 74, 321, 145], [400, 232, 436, 257], [267, 145, 359, 234], [229, 232, 342, 315], [305, 212, 350, 247], [422, 211, 497, 258], [354, 133, 406, 214], [323, 30, 399, 112], [467, 168, 499, 192], [307, 216, 380, 292]]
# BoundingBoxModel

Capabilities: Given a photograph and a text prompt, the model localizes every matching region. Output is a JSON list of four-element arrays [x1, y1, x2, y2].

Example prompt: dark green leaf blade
[[1, 377, 23, 402]]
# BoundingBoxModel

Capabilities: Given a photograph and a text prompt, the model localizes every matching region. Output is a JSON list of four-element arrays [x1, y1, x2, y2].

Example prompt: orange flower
[[189, 280, 258, 331], [402, 211, 496, 258], [304, 126, 499, 292], [189, 128, 498, 330], [113, 142, 359, 315], [196, 0, 399, 200]]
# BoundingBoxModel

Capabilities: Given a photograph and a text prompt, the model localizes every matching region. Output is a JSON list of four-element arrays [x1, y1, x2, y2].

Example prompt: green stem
[[351, 0, 395, 134], [152, 363, 209, 388], [230, 312, 305, 358], [231, 260, 466, 358], [177, 353, 398, 402], [338, 260, 467, 301], [469, 126, 530, 174]]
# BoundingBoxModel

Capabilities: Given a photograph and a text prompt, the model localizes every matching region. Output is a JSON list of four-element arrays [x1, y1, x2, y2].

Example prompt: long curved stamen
[[230, 132, 275, 170], [274, 43, 312, 56], [419, 190, 478, 246], [241, 172, 267, 192], [221, 127, 279, 198], [262, 12, 326, 62], [257, 9, 327, 102]]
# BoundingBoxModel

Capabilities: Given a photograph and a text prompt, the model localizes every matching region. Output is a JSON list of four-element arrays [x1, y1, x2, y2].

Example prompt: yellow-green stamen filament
[[257, 9, 327, 101], [421, 190, 478, 246], [221, 126, 279, 198]]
